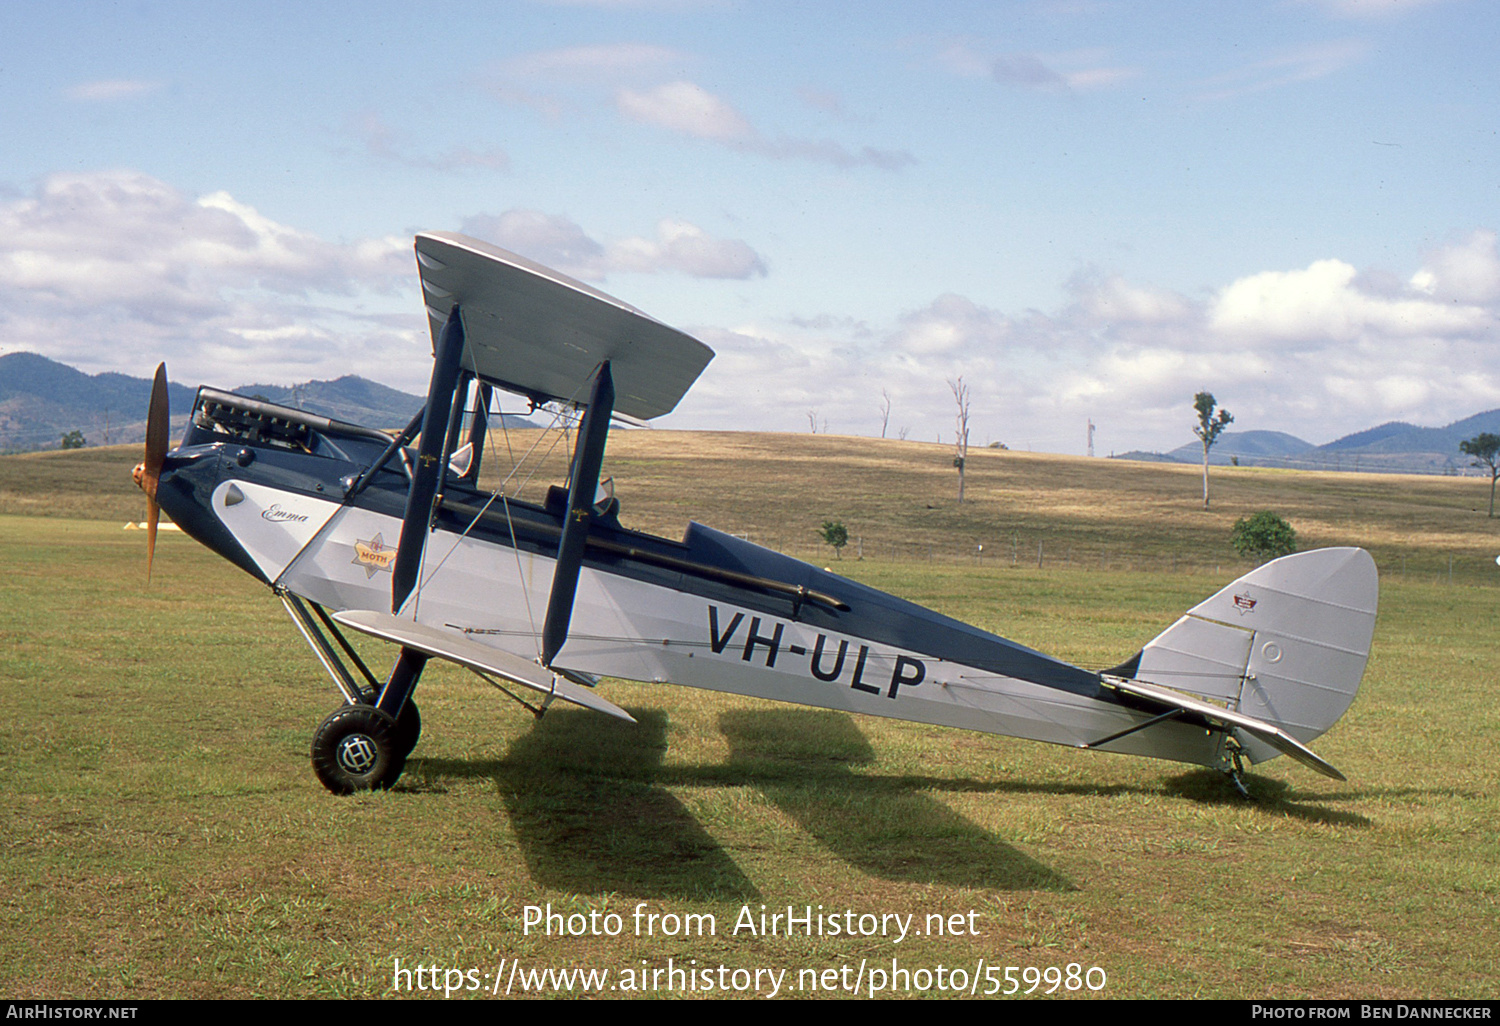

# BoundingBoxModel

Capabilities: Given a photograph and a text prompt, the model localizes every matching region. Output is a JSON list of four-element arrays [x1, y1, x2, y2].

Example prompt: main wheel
[[311, 705, 405, 795], [356, 689, 420, 756]]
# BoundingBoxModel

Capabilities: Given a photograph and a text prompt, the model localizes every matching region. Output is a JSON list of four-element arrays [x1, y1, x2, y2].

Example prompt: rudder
[[1125, 547, 1378, 767]]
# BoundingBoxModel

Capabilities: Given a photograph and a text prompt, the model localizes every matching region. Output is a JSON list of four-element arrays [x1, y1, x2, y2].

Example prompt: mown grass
[[1, 435, 1497, 999]]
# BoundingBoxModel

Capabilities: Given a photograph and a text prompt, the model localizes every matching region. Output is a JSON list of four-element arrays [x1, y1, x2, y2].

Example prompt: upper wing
[[414, 231, 715, 420]]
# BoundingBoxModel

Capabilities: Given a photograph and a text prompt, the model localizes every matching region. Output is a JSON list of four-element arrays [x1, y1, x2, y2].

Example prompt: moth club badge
[[353, 534, 395, 578]]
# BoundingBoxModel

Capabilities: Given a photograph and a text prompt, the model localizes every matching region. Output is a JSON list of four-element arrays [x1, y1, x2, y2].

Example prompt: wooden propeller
[[132, 363, 169, 582]]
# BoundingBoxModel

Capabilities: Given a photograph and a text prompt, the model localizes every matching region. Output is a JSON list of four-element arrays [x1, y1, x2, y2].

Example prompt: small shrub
[[1231, 511, 1297, 563]]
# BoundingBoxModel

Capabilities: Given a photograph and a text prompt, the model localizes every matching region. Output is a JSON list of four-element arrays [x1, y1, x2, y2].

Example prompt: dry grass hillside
[[4, 429, 1497, 583]]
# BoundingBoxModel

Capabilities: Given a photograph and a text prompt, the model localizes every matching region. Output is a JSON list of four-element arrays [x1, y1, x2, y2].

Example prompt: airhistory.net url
[[391, 956, 1107, 998]]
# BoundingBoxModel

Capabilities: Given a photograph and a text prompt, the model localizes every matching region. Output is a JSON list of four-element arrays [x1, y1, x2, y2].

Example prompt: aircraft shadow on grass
[[1160, 771, 1372, 828], [410, 706, 1075, 897], [413, 709, 760, 900], [408, 703, 1381, 897]]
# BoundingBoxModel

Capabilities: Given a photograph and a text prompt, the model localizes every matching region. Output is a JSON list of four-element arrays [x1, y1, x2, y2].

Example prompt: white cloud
[[502, 43, 690, 81], [617, 80, 754, 141], [358, 113, 510, 173], [6, 169, 1496, 456], [673, 237, 1500, 455], [460, 210, 609, 280], [1410, 230, 1500, 304], [489, 43, 696, 118], [460, 209, 767, 281], [0, 171, 416, 390], [615, 80, 916, 169], [1068, 270, 1192, 324], [1062, 66, 1139, 90], [935, 40, 994, 80], [65, 79, 163, 102], [1298, 0, 1451, 19], [938, 41, 1138, 94], [1210, 258, 1489, 343], [991, 53, 1071, 91], [890, 294, 1015, 355], [747, 136, 917, 171], [797, 87, 848, 118], [608, 220, 767, 278], [1198, 38, 1370, 100], [497, 42, 913, 172]]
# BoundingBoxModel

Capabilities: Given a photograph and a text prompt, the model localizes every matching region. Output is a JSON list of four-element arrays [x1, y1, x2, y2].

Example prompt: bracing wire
[[414, 372, 598, 660]]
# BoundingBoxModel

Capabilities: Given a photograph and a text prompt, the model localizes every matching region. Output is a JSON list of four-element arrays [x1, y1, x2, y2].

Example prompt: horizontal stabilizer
[[1124, 546, 1376, 774], [414, 232, 714, 420], [1099, 674, 1345, 781], [332, 610, 636, 723]]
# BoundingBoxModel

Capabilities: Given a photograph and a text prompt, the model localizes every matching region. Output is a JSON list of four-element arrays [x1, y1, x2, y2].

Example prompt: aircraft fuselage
[[153, 395, 1228, 773]]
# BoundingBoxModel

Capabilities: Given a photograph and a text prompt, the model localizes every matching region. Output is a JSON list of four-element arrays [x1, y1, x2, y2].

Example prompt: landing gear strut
[[283, 593, 427, 794]]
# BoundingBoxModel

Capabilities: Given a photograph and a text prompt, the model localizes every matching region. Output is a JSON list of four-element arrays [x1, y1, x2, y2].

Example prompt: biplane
[[133, 232, 1378, 797]]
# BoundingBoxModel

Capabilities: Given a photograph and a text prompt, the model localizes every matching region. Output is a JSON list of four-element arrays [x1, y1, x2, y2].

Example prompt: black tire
[[311, 705, 405, 795], [355, 689, 420, 756]]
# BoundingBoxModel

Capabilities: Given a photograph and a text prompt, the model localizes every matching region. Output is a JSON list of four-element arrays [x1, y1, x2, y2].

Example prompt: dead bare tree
[[879, 389, 891, 438], [950, 377, 971, 503]]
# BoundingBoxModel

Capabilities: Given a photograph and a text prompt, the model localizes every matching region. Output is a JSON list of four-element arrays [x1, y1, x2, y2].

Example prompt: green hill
[[0, 352, 198, 451], [0, 352, 430, 451]]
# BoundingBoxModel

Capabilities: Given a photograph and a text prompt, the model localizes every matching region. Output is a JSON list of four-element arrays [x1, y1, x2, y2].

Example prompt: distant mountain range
[[4, 352, 1498, 474], [233, 377, 428, 433], [0, 353, 537, 451], [0, 353, 203, 451], [1114, 409, 1500, 475]]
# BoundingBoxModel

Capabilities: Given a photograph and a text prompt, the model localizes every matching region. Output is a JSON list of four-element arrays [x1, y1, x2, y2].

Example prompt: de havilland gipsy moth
[[132, 232, 1378, 797]]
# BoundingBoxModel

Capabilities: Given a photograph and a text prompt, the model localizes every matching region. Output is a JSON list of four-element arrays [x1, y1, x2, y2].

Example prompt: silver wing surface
[[414, 231, 714, 420]]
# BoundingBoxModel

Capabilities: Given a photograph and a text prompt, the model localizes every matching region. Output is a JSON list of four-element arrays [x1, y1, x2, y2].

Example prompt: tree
[[1460, 432, 1500, 517], [59, 430, 85, 450], [950, 377, 971, 503], [1231, 511, 1297, 563], [819, 520, 849, 559], [1193, 391, 1233, 510], [879, 389, 891, 439]]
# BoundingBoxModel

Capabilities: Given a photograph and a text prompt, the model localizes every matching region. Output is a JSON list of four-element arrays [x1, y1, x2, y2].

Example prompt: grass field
[[1, 434, 1497, 1000]]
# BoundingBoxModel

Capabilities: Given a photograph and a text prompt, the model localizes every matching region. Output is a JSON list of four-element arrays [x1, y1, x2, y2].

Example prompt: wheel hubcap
[[337, 733, 378, 774]]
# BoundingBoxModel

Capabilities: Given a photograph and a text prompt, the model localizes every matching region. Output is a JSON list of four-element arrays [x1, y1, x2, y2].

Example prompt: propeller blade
[[145, 363, 168, 485], [141, 363, 169, 582], [146, 493, 160, 583]]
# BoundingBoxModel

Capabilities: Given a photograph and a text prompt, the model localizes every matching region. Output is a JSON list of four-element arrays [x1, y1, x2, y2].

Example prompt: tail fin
[[1110, 547, 1378, 772]]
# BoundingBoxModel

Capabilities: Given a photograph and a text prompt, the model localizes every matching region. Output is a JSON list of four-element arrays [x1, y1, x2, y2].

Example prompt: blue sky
[[2, 0, 1496, 454]]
